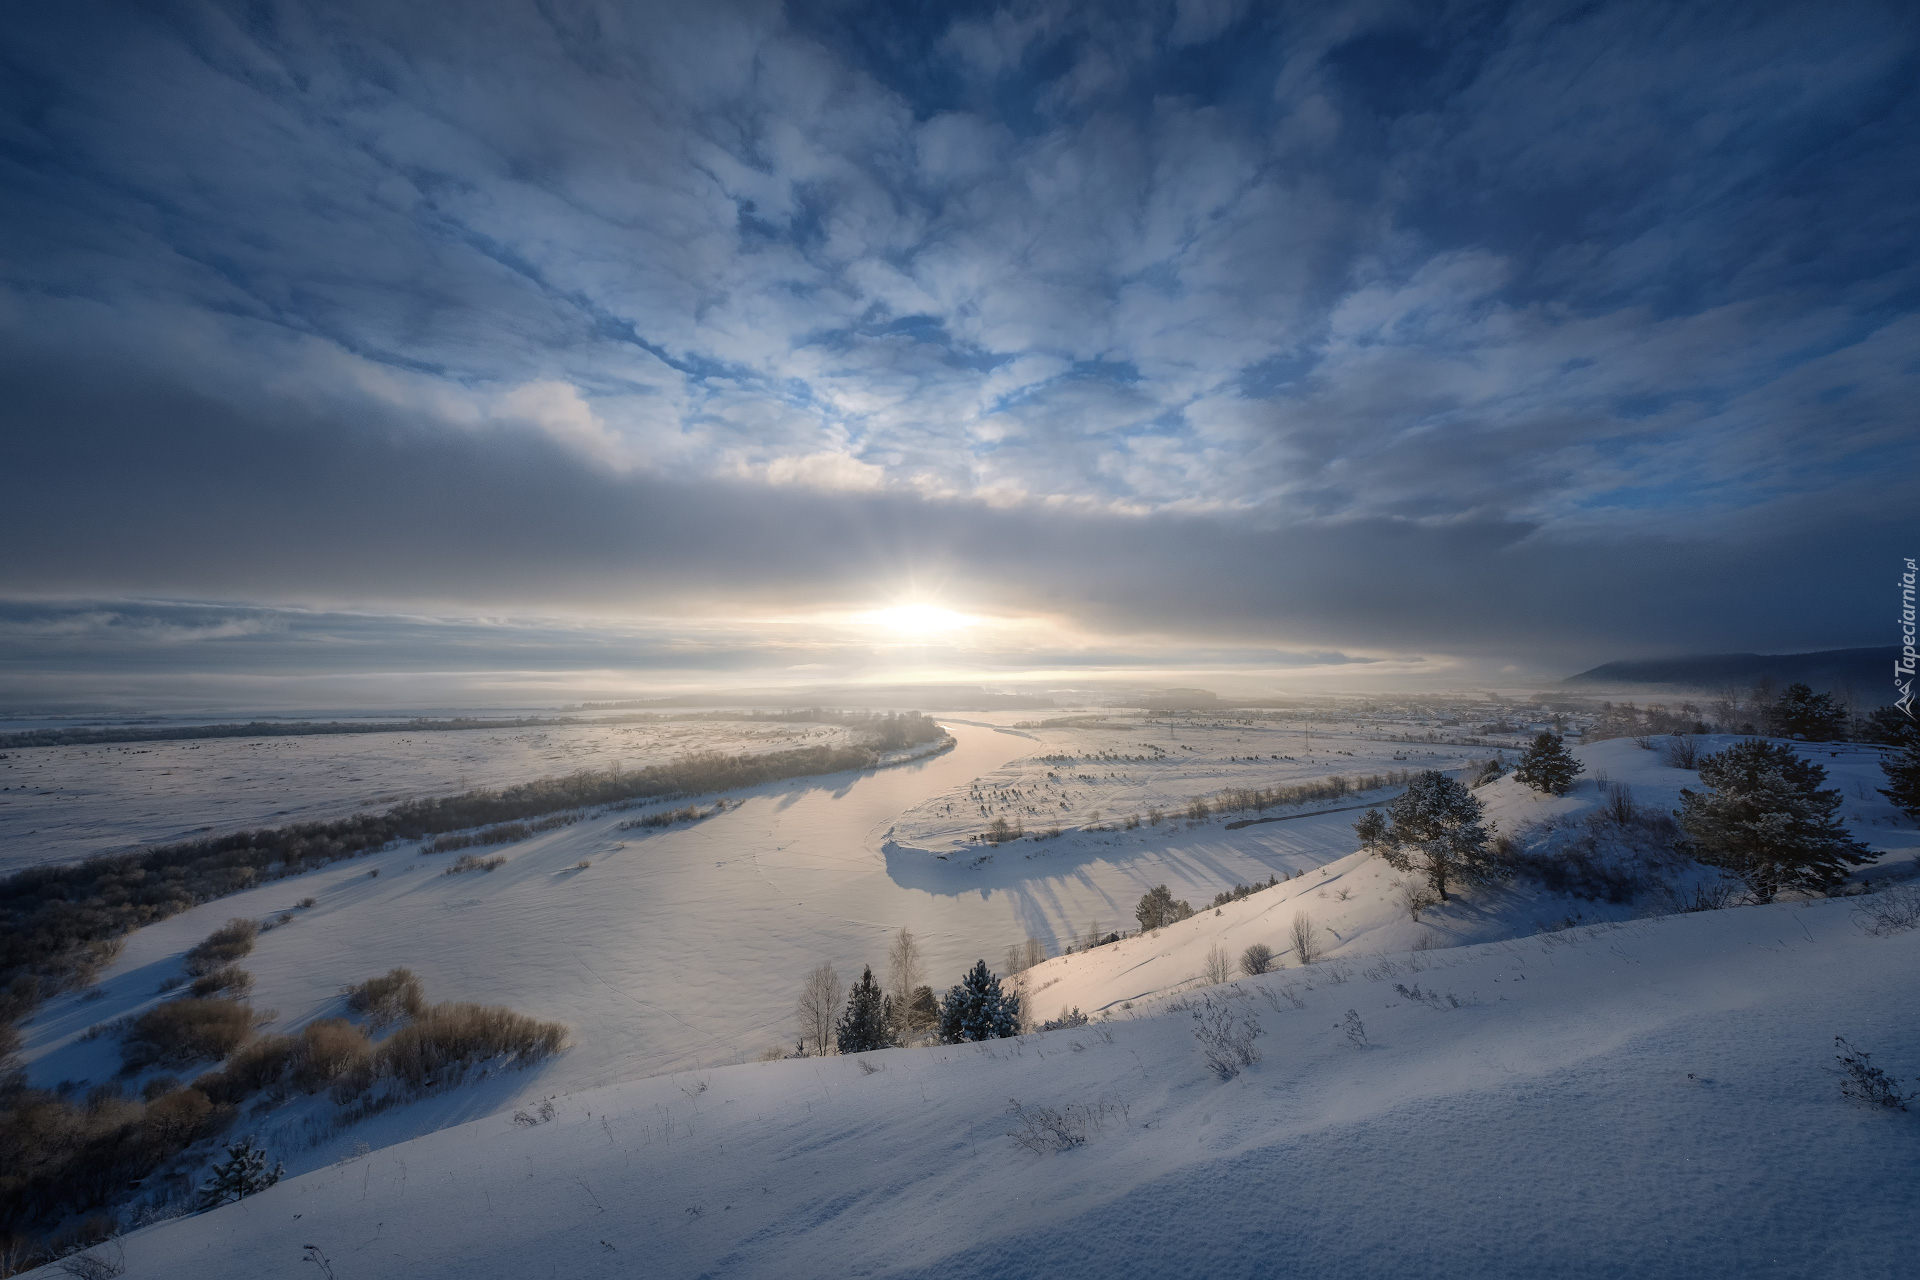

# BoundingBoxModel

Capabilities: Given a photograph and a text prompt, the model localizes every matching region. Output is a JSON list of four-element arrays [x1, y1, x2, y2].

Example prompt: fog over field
[[2, 0, 1915, 1276]]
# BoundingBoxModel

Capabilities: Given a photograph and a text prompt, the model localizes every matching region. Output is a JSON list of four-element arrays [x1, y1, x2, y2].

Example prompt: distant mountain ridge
[[1564, 647, 1895, 701]]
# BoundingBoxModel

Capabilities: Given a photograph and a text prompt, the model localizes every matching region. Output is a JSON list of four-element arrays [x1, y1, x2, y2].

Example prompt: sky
[[1, 0, 1916, 710]]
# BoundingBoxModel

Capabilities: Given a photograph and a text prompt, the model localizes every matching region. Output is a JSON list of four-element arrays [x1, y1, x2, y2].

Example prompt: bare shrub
[[1394, 879, 1439, 922], [1239, 943, 1274, 976], [1830, 1036, 1914, 1110], [1342, 1009, 1368, 1048], [297, 897, 317, 909], [120, 998, 254, 1071], [1410, 931, 1444, 952], [183, 919, 258, 977], [137, 1087, 213, 1152], [1853, 885, 1920, 936], [292, 1018, 373, 1093], [1037, 1007, 1088, 1032], [446, 853, 506, 874], [56, 1241, 126, 1279], [139, 1074, 181, 1102], [344, 968, 425, 1026], [214, 1034, 301, 1100], [188, 965, 253, 999], [1192, 994, 1263, 1079], [1663, 735, 1701, 769], [1202, 944, 1231, 986], [1288, 911, 1320, 965], [1005, 1097, 1121, 1153], [1602, 782, 1639, 826], [376, 1003, 568, 1088]]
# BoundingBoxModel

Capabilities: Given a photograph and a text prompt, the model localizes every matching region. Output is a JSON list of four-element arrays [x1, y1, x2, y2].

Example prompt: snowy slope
[[1016, 736, 1917, 1023], [55, 893, 1920, 1280]]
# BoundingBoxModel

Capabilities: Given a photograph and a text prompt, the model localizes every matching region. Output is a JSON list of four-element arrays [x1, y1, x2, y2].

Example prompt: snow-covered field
[[0, 718, 861, 872], [14, 720, 1919, 1278], [64, 893, 1920, 1279]]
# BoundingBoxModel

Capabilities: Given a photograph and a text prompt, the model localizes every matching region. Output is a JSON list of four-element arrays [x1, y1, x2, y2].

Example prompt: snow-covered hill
[[16, 728, 1917, 1278], [57, 892, 1920, 1279], [1016, 736, 1915, 1023]]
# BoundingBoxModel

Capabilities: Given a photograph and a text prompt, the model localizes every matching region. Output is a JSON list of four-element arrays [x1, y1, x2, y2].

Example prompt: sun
[[866, 603, 978, 637]]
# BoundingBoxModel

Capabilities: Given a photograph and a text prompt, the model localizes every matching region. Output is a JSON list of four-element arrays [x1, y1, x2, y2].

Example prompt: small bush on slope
[[1005, 1098, 1122, 1153], [194, 1036, 297, 1103], [119, 1000, 255, 1072], [1829, 1037, 1915, 1111], [186, 966, 251, 999], [1852, 886, 1920, 936], [375, 1004, 567, 1088], [344, 969, 425, 1027], [182, 920, 257, 978], [1239, 943, 1274, 976], [1191, 994, 1263, 1081]]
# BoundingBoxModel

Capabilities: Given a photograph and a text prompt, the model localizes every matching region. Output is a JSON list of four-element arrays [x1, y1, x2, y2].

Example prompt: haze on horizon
[[2, 1, 1914, 712]]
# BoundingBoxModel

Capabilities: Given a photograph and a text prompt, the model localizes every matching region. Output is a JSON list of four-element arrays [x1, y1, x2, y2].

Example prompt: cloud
[[0, 0, 1912, 692]]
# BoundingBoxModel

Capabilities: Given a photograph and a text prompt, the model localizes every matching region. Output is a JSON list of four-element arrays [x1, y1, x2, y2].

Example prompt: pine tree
[[1880, 736, 1920, 822], [1764, 683, 1848, 741], [199, 1136, 284, 1209], [1860, 705, 1920, 750], [1372, 770, 1503, 901], [1134, 884, 1192, 931], [834, 966, 895, 1054], [1352, 808, 1387, 850], [1513, 731, 1584, 795], [1678, 740, 1877, 900], [937, 960, 1020, 1043]]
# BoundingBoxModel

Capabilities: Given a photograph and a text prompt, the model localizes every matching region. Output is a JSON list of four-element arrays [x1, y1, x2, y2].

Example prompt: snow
[[18, 722, 1503, 1100], [54, 895, 1920, 1279], [1015, 736, 1918, 1023], [17, 724, 1919, 1278]]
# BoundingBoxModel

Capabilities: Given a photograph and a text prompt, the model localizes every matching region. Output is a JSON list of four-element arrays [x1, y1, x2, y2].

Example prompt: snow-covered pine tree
[[1352, 808, 1387, 850], [1513, 731, 1584, 795], [1880, 733, 1920, 822], [937, 960, 1020, 1043], [1763, 683, 1848, 741], [834, 965, 895, 1054], [1373, 769, 1502, 902], [199, 1136, 284, 1209], [1678, 740, 1877, 900]]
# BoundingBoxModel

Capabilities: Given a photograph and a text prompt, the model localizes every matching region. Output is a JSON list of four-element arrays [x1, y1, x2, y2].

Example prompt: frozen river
[[28, 721, 1379, 1098]]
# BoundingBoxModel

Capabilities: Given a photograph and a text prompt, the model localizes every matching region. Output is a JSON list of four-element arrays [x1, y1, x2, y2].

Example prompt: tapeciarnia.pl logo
[[1899, 557, 1916, 720]]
